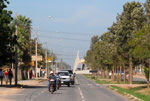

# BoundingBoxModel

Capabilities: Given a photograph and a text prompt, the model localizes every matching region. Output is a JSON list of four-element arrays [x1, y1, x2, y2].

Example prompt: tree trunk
[[119, 66, 122, 82], [149, 59, 150, 84], [100, 68, 102, 77], [104, 69, 106, 78], [129, 58, 133, 84], [111, 66, 115, 81], [102, 68, 105, 78], [97, 68, 100, 78], [147, 78, 149, 88], [106, 67, 109, 79], [124, 68, 126, 83]]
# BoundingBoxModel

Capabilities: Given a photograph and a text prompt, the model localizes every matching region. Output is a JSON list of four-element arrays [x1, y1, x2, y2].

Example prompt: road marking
[[78, 87, 85, 101], [76, 77, 85, 101]]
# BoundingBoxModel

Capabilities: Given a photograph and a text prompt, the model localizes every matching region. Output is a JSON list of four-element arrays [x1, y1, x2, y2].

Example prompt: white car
[[58, 71, 71, 87], [59, 69, 75, 85]]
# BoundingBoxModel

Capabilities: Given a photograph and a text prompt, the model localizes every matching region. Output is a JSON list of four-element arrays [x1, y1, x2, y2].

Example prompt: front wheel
[[51, 86, 53, 94]]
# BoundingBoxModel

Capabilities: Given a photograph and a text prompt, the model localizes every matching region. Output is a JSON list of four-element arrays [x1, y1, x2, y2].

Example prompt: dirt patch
[[117, 84, 147, 89], [98, 79, 112, 81], [0, 98, 15, 101], [105, 84, 147, 89], [137, 88, 150, 95]]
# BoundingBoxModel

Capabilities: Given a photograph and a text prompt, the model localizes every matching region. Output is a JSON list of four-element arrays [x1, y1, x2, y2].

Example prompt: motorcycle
[[49, 79, 55, 94]]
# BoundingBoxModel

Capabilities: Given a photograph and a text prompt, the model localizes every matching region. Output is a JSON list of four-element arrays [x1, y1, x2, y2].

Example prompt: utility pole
[[59, 57, 61, 69], [45, 42, 48, 78], [15, 13, 18, 86], [52, 49, 53, 72], [61, 58, 63, 69], [55, 54, 57, 72], [35, 28, 38, 79]]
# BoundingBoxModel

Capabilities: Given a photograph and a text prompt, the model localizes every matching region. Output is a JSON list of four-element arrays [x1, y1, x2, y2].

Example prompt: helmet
[[50, 71, 53, 74]]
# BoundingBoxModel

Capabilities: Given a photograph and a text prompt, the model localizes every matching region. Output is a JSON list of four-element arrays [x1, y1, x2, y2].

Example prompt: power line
[[31, 34, 90, 42], [38, 35, 90, 42], [34, 29, 98, 36]]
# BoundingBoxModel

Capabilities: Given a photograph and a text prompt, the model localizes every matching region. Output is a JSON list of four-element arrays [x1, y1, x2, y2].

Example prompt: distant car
[[60, 69, 75, 85], [109, 71, 124, 76], [58, 71, 70, 87]]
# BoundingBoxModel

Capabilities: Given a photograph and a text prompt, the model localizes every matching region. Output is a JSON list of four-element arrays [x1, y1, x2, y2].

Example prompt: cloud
[[52, 5, 113, 27]]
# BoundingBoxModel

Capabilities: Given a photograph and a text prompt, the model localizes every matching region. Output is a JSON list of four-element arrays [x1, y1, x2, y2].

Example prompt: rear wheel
[[68, 83, 70, 87], [57, 84, 59, 90], [71, 82, 74, 85]]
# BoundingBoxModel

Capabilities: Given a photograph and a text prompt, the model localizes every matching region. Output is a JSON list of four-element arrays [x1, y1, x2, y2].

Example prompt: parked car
[[60, 69, 75, 85], [58, 71, 71, 87]]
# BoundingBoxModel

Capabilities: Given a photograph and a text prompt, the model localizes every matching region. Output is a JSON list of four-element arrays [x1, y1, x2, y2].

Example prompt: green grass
[[111, 86, 150, 101], [83, 74, 116, 84], [83, 74, 147, 85], [83, 74, 150, 101]]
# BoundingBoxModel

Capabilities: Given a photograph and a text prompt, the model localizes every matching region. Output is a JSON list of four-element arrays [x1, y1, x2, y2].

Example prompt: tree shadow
[[22, 85, 47, 89], [0, 84, 47, 89]]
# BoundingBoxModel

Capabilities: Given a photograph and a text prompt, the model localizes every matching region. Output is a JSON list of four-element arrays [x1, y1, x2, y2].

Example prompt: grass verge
[[111, 86, 150, 101], [83, 74, 150, 101]]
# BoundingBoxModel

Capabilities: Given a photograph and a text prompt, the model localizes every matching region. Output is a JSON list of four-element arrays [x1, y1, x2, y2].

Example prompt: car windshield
[[59, 72, 69, 76], [68, 70, 73, 74]]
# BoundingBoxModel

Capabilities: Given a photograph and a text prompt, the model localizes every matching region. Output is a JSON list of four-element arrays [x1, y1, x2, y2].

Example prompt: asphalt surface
[[1, 75, 128, 101]]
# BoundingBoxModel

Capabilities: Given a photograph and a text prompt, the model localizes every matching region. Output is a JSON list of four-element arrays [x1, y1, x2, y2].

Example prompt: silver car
[[58, 71, 71, 87]]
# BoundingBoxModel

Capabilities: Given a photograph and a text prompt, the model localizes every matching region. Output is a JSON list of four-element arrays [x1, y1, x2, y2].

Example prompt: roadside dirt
[[137, 88, 150, 95], [115, 84, 147, 89]]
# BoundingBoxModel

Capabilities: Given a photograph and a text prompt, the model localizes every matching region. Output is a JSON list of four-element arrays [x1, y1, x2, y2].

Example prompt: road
[[0, 75, 128, 101]]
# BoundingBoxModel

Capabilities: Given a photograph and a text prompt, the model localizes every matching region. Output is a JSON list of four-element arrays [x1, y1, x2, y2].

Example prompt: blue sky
[[7, 0, 145, 68]]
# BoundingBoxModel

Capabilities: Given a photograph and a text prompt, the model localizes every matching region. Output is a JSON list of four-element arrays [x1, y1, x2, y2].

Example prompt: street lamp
[[35, 16, 52, 79]]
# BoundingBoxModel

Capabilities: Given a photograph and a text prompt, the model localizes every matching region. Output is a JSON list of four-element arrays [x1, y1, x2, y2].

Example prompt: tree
[[90, 35, 99, 51], [129, 24, 150, 88], [114, 1, 145, 84], [0, 0, 13, 66], [144, 67, 149, 88], [144, 0, 150, 24], [11, 15, 32, 68], [85, 36, 99, 70]]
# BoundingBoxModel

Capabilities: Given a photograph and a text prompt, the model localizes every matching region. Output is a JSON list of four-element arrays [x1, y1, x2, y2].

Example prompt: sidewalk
[[0, 77, 46, 88]]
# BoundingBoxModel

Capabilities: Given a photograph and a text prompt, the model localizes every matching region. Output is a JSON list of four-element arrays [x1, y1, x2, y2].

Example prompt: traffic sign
[[32, 55, 42, 61]]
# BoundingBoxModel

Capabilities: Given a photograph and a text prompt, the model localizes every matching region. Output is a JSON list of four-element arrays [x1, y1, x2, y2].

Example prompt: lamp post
[[35, 16, 51, 79], [15, 13, 18, 86]]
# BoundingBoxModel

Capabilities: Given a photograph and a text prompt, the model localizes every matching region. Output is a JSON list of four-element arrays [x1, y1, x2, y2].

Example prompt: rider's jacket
[[49, 75, 56, 84], [55, 74, 60, 81]]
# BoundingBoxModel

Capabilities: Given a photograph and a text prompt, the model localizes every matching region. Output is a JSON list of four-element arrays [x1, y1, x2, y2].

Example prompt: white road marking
[[76, 78, 85, 101], [78, 87, 85, 101]]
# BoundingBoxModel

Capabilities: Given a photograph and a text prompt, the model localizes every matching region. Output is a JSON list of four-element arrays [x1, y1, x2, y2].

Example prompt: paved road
[[0, 75, 128, 101]]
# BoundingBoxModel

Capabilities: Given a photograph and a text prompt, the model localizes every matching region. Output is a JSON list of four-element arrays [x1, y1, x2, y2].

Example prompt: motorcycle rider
[[47, 71, 56, 91], [55, 72, 61, 89]]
